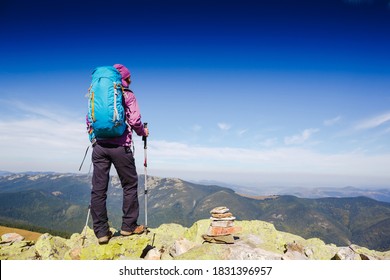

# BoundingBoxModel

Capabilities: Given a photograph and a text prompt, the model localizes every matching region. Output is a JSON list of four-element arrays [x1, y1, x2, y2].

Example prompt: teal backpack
[[87, 66, 126, 142]]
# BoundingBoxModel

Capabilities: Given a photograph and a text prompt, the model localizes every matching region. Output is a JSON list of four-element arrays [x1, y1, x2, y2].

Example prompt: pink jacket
[[86, 88, 146, 147]]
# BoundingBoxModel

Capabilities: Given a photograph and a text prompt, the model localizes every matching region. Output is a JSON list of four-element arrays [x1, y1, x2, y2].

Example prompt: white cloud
[[146, 139, 390, 188], [148, 140, 388, 174], [217, 122, 231, 131], [2, 100, 390, 188], [284, 128, 319, 145], [0, 100, 88, 172], [237, 129, 248, 137], [324, 116, 342, 126], [355, 112, 390, 130]]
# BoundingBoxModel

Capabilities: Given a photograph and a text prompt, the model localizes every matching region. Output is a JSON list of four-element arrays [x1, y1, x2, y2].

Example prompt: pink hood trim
[[113, 64, 131, 88]]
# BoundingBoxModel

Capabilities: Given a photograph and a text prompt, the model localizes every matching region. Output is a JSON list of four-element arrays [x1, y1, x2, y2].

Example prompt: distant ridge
[[191, 178, 390, 203], [0, 171, 13, 177]]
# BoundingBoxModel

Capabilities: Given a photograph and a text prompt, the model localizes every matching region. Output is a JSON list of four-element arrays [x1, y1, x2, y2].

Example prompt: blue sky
[[1, 0, 390, 189]]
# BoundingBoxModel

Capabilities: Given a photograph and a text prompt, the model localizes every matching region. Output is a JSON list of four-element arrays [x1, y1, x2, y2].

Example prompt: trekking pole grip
[[142, 122, 148, 149]]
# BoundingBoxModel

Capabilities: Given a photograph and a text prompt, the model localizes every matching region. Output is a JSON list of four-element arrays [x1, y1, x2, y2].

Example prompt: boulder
[[332, 247, 362, 260], [0, 240, 36, 260], [1, 233, 25, 243], [144, 248, 161, 260], [282, 241, 308, 260], [169, 238, 199, 257], [35, 233, 70, 260], [78, 233, 151, 260]]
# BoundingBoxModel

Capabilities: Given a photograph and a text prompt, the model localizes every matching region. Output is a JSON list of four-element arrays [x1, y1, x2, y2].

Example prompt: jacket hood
[[113, 64, 131, 87]]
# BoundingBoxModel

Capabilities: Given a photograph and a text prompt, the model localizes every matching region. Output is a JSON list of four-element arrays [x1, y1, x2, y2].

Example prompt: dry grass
[[0, 226, 42, 241]]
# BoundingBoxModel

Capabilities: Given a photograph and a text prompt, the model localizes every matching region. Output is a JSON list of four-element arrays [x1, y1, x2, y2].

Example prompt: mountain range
[[194, 179, 390, 203], [0, 172, 389, 251]]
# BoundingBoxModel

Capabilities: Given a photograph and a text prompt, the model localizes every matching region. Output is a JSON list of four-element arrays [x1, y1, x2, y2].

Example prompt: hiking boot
[[120, 225, 145, 236], [98, 231, 112, 245]]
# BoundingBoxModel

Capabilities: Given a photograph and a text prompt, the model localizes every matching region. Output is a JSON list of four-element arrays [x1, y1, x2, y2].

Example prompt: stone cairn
[[202, 206, 240, 244]]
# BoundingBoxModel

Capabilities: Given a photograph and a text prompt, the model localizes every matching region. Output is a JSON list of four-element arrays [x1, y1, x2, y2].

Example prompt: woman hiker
[[86, 63, 149, 244]]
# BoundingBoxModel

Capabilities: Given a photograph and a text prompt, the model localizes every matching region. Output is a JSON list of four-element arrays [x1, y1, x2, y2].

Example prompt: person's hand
[[144, 127, 149, 137]]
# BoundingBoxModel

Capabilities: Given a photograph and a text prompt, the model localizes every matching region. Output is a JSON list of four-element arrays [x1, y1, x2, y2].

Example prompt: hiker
[[86, 64, 149, 244]]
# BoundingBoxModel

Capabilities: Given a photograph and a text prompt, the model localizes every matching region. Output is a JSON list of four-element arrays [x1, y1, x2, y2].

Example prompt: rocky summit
[[1, 219, 389, 260]]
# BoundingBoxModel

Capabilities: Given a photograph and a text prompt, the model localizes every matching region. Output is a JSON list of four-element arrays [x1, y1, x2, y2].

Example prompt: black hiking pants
[[91, 143, 139, 238]]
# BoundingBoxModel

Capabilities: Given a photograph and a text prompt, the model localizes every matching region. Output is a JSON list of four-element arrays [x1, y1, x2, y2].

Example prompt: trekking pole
[[81, 205, 91, 246], [80, 156, 93, 246], [79, 146, 90, 171], [142, 122, 149, 232]]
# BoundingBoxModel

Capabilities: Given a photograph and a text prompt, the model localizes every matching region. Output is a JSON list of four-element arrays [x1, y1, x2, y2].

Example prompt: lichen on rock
[[1, 220, 389, 260]]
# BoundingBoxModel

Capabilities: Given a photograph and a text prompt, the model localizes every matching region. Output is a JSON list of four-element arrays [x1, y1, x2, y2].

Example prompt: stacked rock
[[202, 206, 239, 244]]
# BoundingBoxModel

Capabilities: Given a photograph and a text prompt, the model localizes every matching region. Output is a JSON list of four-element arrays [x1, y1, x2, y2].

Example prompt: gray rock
[[282, 250, 308, 260], [332, 247, 361, 260], [169, 238, 199, 257], [229, 240, 282, 260], [1, 233, 25, 243], [210, 206, 229, 214], [144, 248, 161, 260]]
